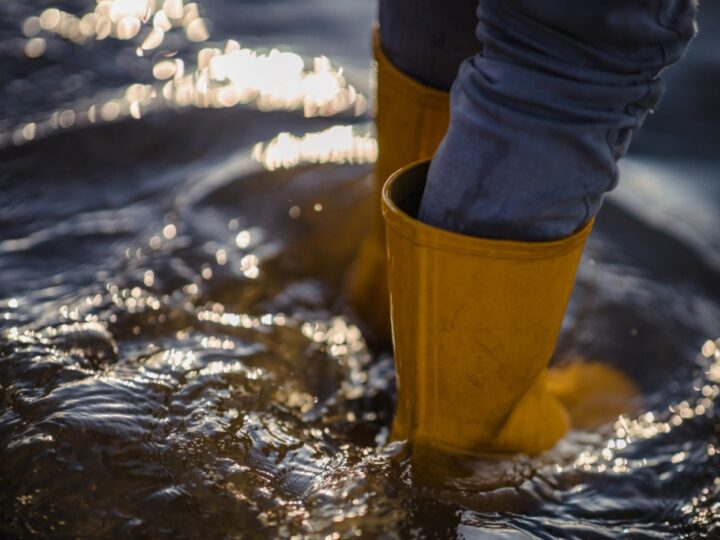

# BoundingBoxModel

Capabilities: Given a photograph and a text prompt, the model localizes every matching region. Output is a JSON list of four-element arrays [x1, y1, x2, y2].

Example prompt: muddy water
[[1, 1, 719, 538]]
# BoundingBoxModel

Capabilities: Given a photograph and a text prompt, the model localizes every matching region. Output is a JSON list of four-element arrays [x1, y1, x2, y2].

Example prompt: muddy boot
[[347, 30, 449, 343]]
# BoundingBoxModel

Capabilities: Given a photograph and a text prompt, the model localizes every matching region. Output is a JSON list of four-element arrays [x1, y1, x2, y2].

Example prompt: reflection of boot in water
[[346, 30, 449, 343], [382, 162, 639, 461]]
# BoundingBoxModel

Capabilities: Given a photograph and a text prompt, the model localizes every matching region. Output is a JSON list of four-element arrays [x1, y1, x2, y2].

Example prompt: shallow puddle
[[1, 1, 719, 538]]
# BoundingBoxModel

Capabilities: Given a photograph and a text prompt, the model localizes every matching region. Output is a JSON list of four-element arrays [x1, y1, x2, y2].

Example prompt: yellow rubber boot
[[347, 31, 449, 342], [382, 160, 594, 456], [547, 360, 641, 429]]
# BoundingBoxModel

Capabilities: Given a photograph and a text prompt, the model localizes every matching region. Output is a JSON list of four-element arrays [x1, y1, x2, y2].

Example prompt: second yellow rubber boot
[[382, 161, 594, 456], [347, 31, 449, 342]]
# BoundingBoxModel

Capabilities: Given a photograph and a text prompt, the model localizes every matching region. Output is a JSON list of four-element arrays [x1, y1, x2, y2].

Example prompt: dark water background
[[1, 1, 719, 538]]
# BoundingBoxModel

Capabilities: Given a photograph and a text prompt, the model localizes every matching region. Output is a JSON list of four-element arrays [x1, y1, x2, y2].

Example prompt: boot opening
[[387, 160, 430, 219]]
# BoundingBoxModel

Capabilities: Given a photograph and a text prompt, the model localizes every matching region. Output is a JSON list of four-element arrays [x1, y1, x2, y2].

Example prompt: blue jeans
[[379, 0, 698, 240]]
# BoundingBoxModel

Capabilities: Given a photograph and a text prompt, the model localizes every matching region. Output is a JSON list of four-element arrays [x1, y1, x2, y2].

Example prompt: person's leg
[[383, 0, 698, 457], [419, 0, 698, 240], [348, 1, 478, 340], [379, 0, 478, 91]]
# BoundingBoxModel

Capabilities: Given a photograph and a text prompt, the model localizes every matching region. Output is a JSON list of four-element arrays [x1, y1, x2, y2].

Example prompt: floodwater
[[1, 1, 719, 538]]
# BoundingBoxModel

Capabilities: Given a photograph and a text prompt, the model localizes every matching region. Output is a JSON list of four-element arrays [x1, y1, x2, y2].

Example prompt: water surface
[[1, 1, 719, 538]]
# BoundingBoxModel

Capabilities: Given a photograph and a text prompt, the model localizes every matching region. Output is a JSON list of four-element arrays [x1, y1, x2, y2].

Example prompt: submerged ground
[[1, 1, 719, 538]]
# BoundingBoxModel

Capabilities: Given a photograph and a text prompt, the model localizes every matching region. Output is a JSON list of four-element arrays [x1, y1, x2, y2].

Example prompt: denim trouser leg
[[378, 0, 479, 91], [381, 0, 698, 240]]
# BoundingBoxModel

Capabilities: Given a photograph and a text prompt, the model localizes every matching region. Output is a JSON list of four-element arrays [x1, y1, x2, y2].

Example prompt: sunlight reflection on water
[[6, 0, 367, 148]]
